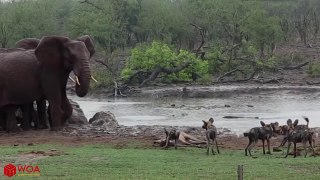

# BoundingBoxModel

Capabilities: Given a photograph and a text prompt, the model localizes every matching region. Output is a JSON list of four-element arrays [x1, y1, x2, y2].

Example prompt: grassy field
[[0, 143, 319, 180]]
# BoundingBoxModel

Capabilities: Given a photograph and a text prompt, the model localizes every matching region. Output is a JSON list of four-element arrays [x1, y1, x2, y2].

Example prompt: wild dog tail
[[243, 132, 249, 137], [302, 116, 309, 127]]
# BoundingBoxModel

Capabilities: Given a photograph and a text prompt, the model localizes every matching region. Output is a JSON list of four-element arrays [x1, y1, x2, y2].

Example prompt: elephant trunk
[[75, 61, 91, 97]]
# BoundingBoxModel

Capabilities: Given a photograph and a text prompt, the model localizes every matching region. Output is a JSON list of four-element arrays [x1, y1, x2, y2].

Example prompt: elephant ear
[[16, 38, 41, 49], [35, 36, 70, 65], [76, 35, 95, 58]]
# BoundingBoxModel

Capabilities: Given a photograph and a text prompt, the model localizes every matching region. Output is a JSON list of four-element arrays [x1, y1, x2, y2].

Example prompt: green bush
[[122, 41, 209, 83], [274, 53, 304, 67], [90, 67, 114, 90], [308, 63, 320, 77]]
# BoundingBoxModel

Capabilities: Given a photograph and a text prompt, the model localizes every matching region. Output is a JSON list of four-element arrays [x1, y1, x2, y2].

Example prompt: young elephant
[[202, 118, 220, 155], [244, 121, 274, 156]]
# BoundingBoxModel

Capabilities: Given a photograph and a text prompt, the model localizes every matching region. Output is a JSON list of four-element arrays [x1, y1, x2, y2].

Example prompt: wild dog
[[163, 128, 206, 149], [244, 121, 274, 156], [202, 118, 220, 155], [295, 117, 309, 130], [270, 122, 282, 135], [284, 119, 315, 158], [279, 117, 310, 147], [164, 128, 180, 149]]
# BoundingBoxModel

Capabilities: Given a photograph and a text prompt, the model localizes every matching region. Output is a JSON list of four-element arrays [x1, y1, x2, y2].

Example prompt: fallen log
[[283, 62, 309, 70], [216, 70, 257, 83], [252, 77, 283, 84], [217, 68, 240, 82], [306, 81, 320, 85], [223, 116, 259, 119]]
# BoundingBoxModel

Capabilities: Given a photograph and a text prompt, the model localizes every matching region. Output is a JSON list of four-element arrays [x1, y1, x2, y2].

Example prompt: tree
[[122, 41, 209, 86]]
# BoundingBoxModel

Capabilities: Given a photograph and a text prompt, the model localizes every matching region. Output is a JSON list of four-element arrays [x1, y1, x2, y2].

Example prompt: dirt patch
[[0, 124, 319, 154], [2, 149, 66, 165]]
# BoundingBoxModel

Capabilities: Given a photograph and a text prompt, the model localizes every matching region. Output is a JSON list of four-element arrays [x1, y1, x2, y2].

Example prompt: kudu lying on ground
[[284, 118, 315, 158], [244, 121, 275, 156], [163, 128, 206, 149], [202, 118, 220, 155]]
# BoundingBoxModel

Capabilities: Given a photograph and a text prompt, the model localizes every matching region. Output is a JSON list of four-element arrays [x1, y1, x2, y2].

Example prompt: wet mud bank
[[88, 84, 320, 99]]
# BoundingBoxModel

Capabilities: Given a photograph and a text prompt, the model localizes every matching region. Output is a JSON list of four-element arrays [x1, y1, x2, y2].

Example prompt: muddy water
[[71, 86, 320, 135]]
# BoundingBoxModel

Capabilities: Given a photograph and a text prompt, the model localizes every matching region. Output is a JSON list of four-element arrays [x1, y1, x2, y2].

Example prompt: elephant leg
[[47, 104, 52, 128], [36, 99, 48, 129], [0, 109, 7, 130], [21, 104, 31, 131], [61, 96, 72, 124], [6, 106, 21, 132], [48, 97, 63, 131]]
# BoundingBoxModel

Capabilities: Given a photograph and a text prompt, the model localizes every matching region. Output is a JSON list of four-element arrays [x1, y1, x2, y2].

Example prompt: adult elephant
[[0, 35, 95, 131], [15, 38, 46, 130]]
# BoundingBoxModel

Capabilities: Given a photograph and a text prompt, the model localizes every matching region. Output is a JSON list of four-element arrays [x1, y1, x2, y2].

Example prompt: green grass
[[0, 144, 319, 180]]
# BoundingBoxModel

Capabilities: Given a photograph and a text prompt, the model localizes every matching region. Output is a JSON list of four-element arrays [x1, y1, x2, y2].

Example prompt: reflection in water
[[71, 89, 320, 135]]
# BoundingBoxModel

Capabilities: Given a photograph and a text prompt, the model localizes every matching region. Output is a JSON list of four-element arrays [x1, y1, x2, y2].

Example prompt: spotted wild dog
[[279, 117, 310, 147], [202, 118, 220, 155], [284, 119, 315, 158], [244, 121, 275, 156], [164, 128, 180, 149]]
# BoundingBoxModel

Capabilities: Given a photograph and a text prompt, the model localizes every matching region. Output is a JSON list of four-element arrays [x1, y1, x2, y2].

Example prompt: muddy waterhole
[[71, 86, 320, 135]]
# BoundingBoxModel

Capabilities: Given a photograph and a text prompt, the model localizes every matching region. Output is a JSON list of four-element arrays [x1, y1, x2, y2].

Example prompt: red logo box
[[4, 163, 17, 177]]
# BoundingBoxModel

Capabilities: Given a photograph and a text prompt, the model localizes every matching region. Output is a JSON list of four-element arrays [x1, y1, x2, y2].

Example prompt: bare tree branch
[[139, 61, 192, 87], [95, 59, 115, 76], [80, 0, 108, 15], [217, 68, 239, 82], [189, 23, 206, 58], [282, 62, 309, 70]]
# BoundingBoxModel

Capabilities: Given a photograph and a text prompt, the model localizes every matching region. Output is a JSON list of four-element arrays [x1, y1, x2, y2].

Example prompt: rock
[[89, 111, 119, 129], [67, 100, 88, 125]]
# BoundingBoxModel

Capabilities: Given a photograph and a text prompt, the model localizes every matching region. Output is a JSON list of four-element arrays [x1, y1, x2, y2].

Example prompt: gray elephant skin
[[0, 35, 95, 131]]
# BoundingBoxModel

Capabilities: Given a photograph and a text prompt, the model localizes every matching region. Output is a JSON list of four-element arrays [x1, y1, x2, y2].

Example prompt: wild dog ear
[[260, 121, 266, 127], [202, 120, 207, 129], [274, 122, 279, 126], [293, 119, 299, 127], [209, 118, 214, 123], [287, 119, 292, 126]]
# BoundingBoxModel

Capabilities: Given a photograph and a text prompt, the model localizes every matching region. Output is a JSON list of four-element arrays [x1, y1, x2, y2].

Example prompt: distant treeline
[[1, 0, 319, 86]]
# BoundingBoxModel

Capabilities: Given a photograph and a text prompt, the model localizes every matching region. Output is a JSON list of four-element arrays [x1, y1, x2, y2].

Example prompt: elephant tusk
[[91, 76, 98, 83], [69, 76, 76, 83], [75, 76, 81, 85]]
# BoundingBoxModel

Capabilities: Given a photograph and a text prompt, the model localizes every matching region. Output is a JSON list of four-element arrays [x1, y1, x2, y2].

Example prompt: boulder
[[89, 111, 119, 129], [67, 99, 88, 125]]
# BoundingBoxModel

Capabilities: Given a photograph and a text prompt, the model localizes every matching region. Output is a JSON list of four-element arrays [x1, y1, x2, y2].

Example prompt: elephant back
[[16, 38, 41, 50]]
